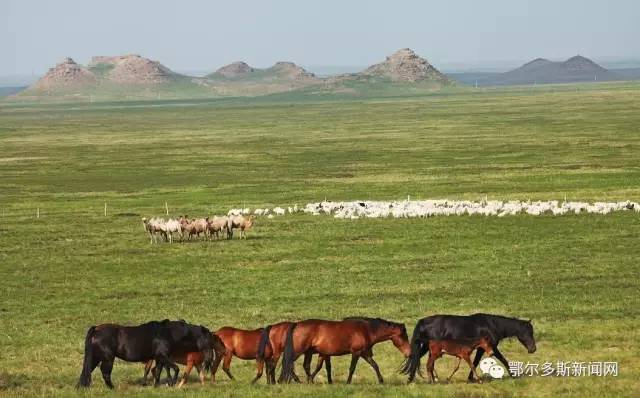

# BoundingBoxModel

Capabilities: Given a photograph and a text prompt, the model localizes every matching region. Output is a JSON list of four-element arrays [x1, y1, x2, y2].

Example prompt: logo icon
[[479, 357, 497, 373], [480, 357, 505, 379], [489, 364, 505, 379]]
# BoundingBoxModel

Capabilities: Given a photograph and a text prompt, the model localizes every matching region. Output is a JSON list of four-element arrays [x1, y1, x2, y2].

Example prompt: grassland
[[1, 82, 639, 397]]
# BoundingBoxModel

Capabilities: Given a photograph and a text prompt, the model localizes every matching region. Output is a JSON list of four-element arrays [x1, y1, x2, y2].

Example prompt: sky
[[2, 0, 640, 76]]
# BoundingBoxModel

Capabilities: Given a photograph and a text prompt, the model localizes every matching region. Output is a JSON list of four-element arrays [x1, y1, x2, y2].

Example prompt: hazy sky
[[2, 0, 639, 75]]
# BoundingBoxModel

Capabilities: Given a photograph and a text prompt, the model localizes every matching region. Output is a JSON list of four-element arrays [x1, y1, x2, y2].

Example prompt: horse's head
[[517, 319, 536, 353], [390, 322, 411, 358]]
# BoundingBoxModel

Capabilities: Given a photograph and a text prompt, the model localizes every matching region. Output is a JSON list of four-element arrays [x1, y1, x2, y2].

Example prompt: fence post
[[36, 207, 40, 218], [165, 202, 169, 216], [104, 202, 107, 217]]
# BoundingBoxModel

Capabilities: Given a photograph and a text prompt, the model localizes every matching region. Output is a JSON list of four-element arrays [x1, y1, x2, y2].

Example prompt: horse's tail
[[278, 323, 297, 383], [256, 325, 272, 362], [400, 324, 426, 382], [76, 326, 96, 388], [201, 346, 216, 374]]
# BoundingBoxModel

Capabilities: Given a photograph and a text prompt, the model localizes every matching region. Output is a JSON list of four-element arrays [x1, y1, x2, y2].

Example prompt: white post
[[165, 202, 169, 216], [36, 207, 40, 218], [104, 202, 107, 217]]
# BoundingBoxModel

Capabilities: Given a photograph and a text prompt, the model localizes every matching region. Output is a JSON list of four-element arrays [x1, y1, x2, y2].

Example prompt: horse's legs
[[196, 364, 204, 385], [266, 354, 278, 385], [464, 356, 483, 383], [325, 356, 333, 384], [346, 354, 360, 384], [491, 346, 512, 377], [251, 358, 264, 384], [467, 347, 485, 381], [310, 355, 325, 380], [99, 359, 115, 389], [447, 358, 462, 382], [143, 360, 154, 386], [267, 358, 277, 384], [222, 351, 235, 380], [362, 351, 384, 384], [177, 360, 194, 388], [426, 351, 441, 383], [154, 349, 179, 387], [303, 352, 314, 383]]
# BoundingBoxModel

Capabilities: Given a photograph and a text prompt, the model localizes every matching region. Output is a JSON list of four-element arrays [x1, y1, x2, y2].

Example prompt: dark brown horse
[[427, 336, 494, 383], [279, 317, 410, 384], [401, 313, 536, 382]]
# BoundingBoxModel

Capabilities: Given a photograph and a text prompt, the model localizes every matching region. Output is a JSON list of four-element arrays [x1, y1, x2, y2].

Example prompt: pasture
[[1, 82, 640, 397]]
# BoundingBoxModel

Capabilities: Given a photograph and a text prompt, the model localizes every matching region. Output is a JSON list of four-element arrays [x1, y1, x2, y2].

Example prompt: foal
[[426, 336, 494, 383]]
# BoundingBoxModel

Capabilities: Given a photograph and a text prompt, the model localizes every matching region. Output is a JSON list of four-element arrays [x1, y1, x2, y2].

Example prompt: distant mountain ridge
[[492, 55, 619, 85]]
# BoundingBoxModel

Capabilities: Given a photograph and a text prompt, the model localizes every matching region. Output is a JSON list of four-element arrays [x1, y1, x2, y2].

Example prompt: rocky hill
[[28, 57, 96, 91], [206, 60, 317, 82], [266, 62, 316, 81], [88, 54, 183, 84], [361, 48, 449, 83]]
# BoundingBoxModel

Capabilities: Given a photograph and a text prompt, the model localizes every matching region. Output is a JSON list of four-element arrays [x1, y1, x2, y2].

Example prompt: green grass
[[1, 82, 639, 397]]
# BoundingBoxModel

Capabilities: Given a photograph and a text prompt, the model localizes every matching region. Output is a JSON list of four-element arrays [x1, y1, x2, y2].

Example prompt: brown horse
[[279, 317, 410, 384], [210, 326, 270, 383], [256, 321, 309, 384], [427, 336, 494, 383]]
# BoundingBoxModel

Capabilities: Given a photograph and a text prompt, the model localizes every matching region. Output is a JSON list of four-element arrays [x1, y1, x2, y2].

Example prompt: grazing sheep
[[273, 207, 285, 216], [227, 215, 255, 239], [300, 199, 639, 219]]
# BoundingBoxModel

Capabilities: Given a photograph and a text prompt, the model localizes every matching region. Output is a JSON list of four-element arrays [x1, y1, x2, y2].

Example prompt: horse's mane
[[343, 317, 402, 331], [471, 313, 530, 338], [471, 313, 527, 322]]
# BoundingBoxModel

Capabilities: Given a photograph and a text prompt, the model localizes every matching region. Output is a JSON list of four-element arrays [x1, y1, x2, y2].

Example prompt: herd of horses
[[77, 313, 536, 389]]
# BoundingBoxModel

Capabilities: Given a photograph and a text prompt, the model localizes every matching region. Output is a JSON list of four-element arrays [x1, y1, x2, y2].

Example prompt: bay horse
[[401, 313, 536, 383], [77, 320, 216, 389], [426, 336, 494, 383], [142, 333, 226, 387], [279, 317, 410, 384], [210, 326, 270, 383]]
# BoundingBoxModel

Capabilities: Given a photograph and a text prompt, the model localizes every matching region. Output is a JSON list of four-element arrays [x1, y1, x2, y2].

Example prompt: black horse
[[77, 319, 215, 389], [401, 313, 536, 382]]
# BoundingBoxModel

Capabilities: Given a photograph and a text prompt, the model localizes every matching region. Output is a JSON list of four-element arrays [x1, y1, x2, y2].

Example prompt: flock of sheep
[[142, 215, 254, 244], [301, 199, 639, 219], [141, 199, 638, 242]]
